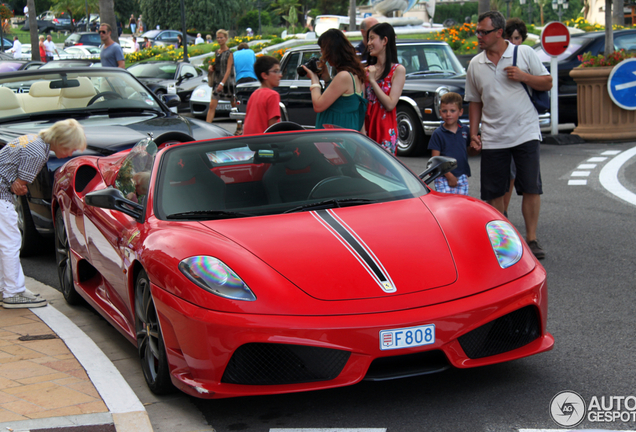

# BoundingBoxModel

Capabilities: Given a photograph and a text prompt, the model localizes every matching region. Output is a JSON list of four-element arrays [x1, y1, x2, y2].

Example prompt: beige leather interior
[[0, 87, 26, 117]]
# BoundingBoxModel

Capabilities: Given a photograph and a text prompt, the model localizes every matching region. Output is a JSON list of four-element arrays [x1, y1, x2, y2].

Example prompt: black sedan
[[140, 30, 195, 48], [534, 29, 636, 125], [0, 67, 231, 256], [127, 60, 205, 112], [235, 41, 469, 156]]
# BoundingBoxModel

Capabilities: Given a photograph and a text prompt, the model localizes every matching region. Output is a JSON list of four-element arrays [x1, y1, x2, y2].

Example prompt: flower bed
[[427, 23, 478, 54], [578, 49, 635, 67]]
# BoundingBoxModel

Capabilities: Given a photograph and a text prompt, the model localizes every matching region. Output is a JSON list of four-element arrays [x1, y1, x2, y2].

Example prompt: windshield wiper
[[167, 210, 253, 220], [406, 70, 457, 77], [284, 198, 378, 213]]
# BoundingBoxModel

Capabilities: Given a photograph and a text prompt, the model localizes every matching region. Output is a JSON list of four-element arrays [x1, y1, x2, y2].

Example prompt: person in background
[[233, 43, 258, 84], [355, 16, 378, 65], [129, 14, 136, 35], [23, 5, 28, 17], [427, 92, 474, 195], [137, 15, 143, 35], [206, 29, 235, 123], [0, 119, 86, 309], [43, 34, 59, 62], [38, 35, 47, 62], [365, 23, 405, 154], [143, 36, 151, 49], [132, 36, 140, 52], [195, 33, 204, 45], [206, 34, 212, 43], [10, 36, 22, 59], [501, 17, 528, 218], [99, 23, 125, 68], [243, 55, 281, 135], [465, 11, 551, 259], [304, 28, 367, 131], [176, 34, 183, 49]]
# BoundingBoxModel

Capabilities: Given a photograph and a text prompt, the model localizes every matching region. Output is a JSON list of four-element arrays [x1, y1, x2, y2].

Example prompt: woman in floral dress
[[364, 23, 406, 155]]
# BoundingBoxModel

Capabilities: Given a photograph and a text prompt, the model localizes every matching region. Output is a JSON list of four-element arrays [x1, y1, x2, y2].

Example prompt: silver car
[[189, 79, 234, 119]]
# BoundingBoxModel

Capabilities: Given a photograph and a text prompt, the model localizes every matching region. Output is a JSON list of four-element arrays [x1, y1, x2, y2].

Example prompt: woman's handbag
[[513, 45, 550, 114]]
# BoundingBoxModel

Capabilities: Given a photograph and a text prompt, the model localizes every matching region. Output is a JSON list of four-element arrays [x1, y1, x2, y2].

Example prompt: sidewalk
[[0, 282, 153, 432]]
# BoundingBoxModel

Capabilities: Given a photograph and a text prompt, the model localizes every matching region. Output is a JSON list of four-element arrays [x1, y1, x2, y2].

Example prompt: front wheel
[[135, 269, 175, 395], [396, 106, 427, 157], [54, 210, 83, 305]]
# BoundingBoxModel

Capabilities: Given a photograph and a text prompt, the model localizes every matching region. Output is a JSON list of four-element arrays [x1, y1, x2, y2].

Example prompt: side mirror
[[160, 93, 181, 108], [419, 156, 457, 185], [183, 72, 194, 79], [85, 187, 143, 220]]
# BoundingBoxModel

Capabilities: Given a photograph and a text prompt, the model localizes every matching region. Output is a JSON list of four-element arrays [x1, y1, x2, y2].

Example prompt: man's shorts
[[480, 139, 542, 201]]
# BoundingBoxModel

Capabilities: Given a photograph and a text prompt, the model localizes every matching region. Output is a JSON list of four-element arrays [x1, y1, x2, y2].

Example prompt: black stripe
[[317, 210, 387, 282]]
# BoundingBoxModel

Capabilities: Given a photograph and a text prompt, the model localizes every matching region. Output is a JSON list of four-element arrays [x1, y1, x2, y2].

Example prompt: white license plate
[[217, 103, 231, 111], [379, 324, 435, 350]]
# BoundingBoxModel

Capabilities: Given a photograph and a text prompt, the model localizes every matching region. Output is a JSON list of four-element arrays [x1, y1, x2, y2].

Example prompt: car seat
[[58, 77, 97, 109], [0, 87, 26, 117], [261, 143, 339, 203], [160, 150, 227, 216]]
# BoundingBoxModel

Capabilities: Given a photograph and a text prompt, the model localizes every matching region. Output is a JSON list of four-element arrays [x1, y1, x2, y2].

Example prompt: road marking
[[577, 163, 596, 169], [571, 171, 591, 177], [588, 157, 608, 162], [568, 179, 587, 185], [599, 145, 636, 206], [601, 150, 622, 156]]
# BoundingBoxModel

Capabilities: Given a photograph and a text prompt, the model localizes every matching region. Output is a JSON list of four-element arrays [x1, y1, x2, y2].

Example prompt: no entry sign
[[541, 21, 570, 57]]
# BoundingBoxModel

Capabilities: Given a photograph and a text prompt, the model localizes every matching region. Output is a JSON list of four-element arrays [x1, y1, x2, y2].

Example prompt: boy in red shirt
[[243, 56, 281, 135]]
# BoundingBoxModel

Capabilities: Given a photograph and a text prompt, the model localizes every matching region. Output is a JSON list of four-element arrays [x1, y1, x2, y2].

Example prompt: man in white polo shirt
[[43, 34, 59, 62], [465, 10, 552, 259], [10, 36, 22, 59]]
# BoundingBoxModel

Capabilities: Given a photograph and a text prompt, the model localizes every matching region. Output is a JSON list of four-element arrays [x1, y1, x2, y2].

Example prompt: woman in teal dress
[[303, 29, 367, 132]]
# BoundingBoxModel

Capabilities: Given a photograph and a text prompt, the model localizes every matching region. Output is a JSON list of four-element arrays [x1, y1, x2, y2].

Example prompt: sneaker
[[527, 240, 545, 260], [0, 289, 40, 304], [3, 291, 47, 309]]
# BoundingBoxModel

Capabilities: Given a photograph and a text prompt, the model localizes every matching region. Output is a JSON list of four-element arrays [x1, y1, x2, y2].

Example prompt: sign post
[[607, 58, 636, 110], [541, 21, 570, 136]]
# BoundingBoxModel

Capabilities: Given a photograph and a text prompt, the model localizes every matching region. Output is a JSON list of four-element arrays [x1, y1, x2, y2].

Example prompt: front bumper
[[151, 264, 553, 399]]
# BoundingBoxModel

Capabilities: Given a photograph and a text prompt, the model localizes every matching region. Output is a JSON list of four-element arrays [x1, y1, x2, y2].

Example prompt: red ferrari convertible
[[52, 127, 554, 399]]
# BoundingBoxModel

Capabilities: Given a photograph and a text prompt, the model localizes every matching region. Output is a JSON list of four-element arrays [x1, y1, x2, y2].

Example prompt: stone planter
[[570, 66, 636, 141]]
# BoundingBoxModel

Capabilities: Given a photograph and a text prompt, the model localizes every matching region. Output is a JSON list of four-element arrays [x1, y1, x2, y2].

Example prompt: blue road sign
[[364, 12, 372, 18], [608, 58, 636, 110]]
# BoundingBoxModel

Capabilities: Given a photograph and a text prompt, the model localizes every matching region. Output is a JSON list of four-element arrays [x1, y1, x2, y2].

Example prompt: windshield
[[128, 63, 177, 79], [142, 30, 161, 39], [398, 43, 465, 76], [155, 131, 428, 219], [0, 69, 163, 120]]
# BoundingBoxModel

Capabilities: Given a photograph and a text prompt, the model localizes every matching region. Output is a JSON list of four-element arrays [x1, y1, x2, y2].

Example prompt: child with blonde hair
[[0, 119, 86, 308]]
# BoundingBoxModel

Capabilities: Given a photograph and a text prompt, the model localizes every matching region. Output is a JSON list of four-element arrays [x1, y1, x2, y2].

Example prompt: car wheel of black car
[[55, 210, 83, 305], [396, 106, 426, 156], [135, 269, 175, 395], [14, 195, 41, 257]]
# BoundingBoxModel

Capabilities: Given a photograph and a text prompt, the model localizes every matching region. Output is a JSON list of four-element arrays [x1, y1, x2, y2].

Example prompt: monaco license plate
[[217, 103, 231, 111], [379, 324, 435, 350]]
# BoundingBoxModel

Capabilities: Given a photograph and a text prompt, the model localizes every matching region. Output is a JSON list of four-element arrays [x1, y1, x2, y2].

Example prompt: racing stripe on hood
[[312, 209, 396, 293]]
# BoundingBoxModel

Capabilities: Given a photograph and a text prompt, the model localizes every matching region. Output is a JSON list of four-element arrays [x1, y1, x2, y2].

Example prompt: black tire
[[54, 210, 83, 305], [135, 270, 175, 395], [14, 195, 41, 257], [396, 105, 427, 157]]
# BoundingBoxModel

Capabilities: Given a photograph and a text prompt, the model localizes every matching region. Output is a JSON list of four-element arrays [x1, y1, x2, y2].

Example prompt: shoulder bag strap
[[514, 45, 534, 98]]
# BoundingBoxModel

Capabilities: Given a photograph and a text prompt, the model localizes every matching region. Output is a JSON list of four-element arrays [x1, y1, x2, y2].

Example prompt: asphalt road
[[21, 126, 636, 431]]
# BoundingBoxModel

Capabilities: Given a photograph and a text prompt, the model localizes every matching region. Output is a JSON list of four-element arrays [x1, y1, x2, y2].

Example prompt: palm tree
[[99, 0, 118, 43]]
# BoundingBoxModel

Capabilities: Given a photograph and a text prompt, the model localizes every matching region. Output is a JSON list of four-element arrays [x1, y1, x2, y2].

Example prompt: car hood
[[199, 199, 457, 301], [0, 114, 229, 155]]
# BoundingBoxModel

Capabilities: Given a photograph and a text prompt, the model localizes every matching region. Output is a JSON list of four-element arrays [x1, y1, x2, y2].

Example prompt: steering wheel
[[87, 91, 124, 105], [428, 65, 443, 70], [308, 176, 347, 200]]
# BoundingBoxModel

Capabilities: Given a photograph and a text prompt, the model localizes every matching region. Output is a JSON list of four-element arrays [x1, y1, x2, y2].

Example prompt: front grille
[[222, 343, 350, 385], [364, 350, 450, 381], [458, 306, 541, 359]]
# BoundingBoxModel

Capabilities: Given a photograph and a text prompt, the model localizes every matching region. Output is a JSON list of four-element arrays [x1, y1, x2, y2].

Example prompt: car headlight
[[193, 88, 207, 98], [179, 256, 256, 301], [434, 86, 450, 119], [486, 221, 523, 268]]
